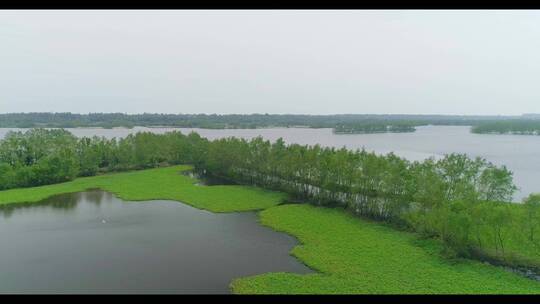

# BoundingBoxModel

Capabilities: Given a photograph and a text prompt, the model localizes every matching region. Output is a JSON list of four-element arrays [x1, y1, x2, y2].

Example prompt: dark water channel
[[181, 170, 237, 186], [0, 190, 312, 294]]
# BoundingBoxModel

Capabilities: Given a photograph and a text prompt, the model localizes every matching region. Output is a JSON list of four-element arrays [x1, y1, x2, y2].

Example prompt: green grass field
[[1, 166, 539, 294], [232, 204, 540, 294], [0, 165, 285, 212]]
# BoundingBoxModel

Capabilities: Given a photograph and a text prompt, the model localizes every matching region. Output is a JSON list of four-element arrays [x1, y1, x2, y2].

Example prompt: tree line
[[472, 120, 540, 135], [1, 128, 540, 269], [0, 112, 526, 134], [197, 136, 540, 268], [333, 121, 417, 134], [0, 129, 207, 189]]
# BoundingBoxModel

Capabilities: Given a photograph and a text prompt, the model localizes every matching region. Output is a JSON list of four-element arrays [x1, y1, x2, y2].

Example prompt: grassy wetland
[[2, 164, 540, 293], [0, 165, 284, 213]]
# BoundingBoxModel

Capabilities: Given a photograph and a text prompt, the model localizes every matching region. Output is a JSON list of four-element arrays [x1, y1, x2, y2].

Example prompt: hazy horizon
[[2, 10, 540, 115], [0, 111, 534, 117]]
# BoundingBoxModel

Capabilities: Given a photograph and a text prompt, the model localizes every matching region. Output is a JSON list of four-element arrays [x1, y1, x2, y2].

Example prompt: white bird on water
[[101, 219, 107, 224]]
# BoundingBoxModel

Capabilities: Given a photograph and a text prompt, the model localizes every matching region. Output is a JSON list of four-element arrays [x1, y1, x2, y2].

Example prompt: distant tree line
[[0, 112, 527, 134], [333, 121, 417, 134], [1, 128, 540, 270], [472, 120, 540, 135]]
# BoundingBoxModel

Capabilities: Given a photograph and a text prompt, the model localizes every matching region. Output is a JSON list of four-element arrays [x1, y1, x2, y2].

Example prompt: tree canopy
[[0, 128, 537, 269]]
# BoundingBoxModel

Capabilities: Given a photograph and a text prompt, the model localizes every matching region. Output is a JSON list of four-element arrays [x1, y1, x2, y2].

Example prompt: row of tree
[[194, 136, 540, 264], [0, 129, 208, 190], [333, 121, 416, 134], [472, 120, 540, 135], [1, 128, 539, 267], [0, 112, 524, 132]]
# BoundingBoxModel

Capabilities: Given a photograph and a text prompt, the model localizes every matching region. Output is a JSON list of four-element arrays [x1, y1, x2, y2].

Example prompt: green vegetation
[[333, 121, 416, 134], [0, 112, 526, 134], [0, 128, 210, 190], [197, 136, 540, 268], [3, 128, 540, 280], [2, 165, 540, 293], [472, 119, 540, 135], [232, 204, 540, 294], [0, 165, 284, 212]]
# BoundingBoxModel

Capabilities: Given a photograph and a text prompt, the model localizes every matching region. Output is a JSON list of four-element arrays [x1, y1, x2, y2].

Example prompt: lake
[[0, 190, 311, 294], [1, 125, 538, 200]]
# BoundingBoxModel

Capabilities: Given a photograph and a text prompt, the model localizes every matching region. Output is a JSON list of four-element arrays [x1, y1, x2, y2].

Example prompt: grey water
[[1, 125, 539, 200], [0, 190, 312, 294], [181, 170, 237, 186]]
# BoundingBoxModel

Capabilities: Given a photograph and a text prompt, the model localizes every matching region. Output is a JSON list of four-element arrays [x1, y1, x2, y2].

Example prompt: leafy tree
[[523, 194, 540, 243], [478, 165, 518, 202]]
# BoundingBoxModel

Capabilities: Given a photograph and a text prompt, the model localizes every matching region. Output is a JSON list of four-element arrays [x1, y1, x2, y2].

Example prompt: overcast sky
[[1, 10, 540, 115]]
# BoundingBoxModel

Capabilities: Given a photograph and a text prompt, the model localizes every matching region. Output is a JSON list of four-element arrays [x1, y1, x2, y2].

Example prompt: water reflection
[[0, 193, 78, 218], [82, 189, 108, 205], [0, 190, 111, 219]]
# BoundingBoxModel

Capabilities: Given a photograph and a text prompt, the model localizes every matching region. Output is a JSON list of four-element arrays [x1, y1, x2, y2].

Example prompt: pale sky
[[1, 10, 540, 115]]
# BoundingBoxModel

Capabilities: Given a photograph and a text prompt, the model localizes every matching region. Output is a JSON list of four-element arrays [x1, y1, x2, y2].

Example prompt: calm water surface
[[1, 126, 539, 200], [0, 190, 311, 294]]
